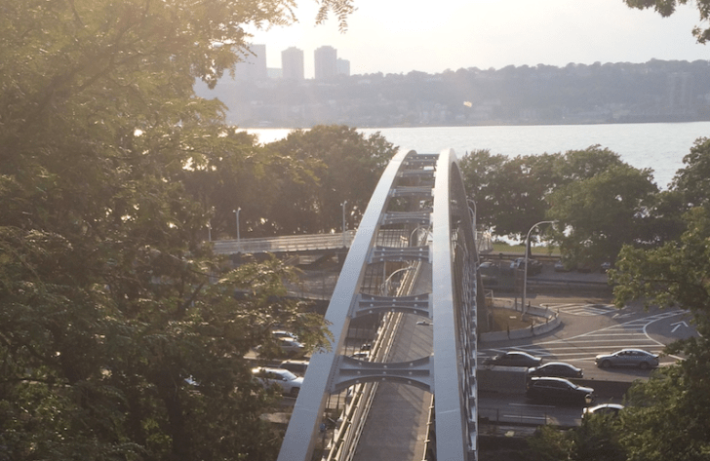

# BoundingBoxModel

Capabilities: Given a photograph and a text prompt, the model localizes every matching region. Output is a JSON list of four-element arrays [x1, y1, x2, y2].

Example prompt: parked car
[[485, 351, 542, 367], [272, 330, 299, 341], [510, 258, 543, 275], [554, 259, 574, 272], [595, 349, 659, 369], [582, 403, 624, 418], [278, 338, 306, 357], [528, 362, 583, 379], [599, 262, 612, 273], [526, 377, 595, 405], [252, 367, 303, 396], [278, 359, 309, 376]]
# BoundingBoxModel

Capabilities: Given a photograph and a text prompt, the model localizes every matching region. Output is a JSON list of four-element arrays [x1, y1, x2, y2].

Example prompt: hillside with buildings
[[194, 46, 710, 128]]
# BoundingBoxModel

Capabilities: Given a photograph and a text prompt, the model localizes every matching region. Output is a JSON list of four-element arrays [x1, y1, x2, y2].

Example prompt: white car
[[272, 330, 299, 341], [278, 338, 306, 357], [252, 367, 303, 396], [583, 403, 624, 418]]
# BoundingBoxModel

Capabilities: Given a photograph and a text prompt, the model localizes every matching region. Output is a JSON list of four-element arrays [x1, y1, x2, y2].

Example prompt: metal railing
[[213, 231, 356, 255]]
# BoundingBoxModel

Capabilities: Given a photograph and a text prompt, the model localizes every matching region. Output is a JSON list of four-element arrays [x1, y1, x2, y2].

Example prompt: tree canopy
[[624, 0, 710, 43], [0, 1, 354, 460]]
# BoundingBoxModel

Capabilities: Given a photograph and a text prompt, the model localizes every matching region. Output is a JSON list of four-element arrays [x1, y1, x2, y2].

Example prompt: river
[[244, 122, 710, 190]]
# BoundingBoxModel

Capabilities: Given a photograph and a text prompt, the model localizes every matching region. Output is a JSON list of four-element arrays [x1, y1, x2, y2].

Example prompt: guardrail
[[213, 231, 357, 255]]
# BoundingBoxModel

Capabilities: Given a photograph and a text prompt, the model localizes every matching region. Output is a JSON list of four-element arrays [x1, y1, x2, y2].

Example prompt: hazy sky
[[249, 0, 710, 78]]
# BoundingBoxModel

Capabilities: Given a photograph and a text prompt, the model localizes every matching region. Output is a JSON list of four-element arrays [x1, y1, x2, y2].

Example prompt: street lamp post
[[341, 201, 347, 247], [234, 208, 241, 242], [522, 220, 555, 315]]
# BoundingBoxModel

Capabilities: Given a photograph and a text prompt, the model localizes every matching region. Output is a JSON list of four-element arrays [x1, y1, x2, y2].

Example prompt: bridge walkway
[[352, 260, 433, 460]]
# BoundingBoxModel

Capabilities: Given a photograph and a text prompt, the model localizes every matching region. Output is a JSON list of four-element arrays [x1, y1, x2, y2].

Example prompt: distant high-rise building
[[337, 58, 350, 76], [234, 44, 267, 80], [668, 72, 693, 113], [314, 46, 337, 80], [281, 47, 304, 80]]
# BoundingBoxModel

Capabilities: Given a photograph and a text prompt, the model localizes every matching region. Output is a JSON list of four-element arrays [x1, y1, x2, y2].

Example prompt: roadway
[[477, 288, 698, 429]]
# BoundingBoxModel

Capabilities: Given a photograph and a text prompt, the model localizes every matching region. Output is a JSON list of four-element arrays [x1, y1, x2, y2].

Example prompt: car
[[278, 359, 309, 375], [595, 349, 659, 370], [510, 258, 543, 275], [272, 330, 299, 341], [528, 362, 583, 379], [479, 261, 498, 273], [485, 351, 543, 367], [351, 351, 370, 360], [526, 377, 595, 405], [278, 338, 306, 357], [252, 367, 303, 396], [582, 403, 624, 418], [600, 262, 612, 273], [554, 259, 573, 272]]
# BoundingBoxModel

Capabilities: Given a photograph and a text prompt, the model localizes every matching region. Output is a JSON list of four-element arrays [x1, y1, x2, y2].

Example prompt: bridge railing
[[213, 230, 357, 255]]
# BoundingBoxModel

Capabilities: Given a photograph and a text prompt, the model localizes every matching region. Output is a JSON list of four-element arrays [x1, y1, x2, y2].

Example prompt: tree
[[265, 125, 395, 234], [670, 137, 710, 209], [608, 170, 710, 459], [547, 147, 658, 266], [460, 150, 560, 237], [525, 415, 626, 461], [0, 0, 348, 459], [619, 362, 710, 461], [624, 0, 710, 44]]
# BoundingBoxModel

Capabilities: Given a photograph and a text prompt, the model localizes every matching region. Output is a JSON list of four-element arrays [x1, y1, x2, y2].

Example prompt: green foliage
[[548, 152, 658, 266], [460, 150, 559, 237], [670, 137, 710, 209], [606, 147, 710, 460], [624, 0, 710, 43], [264, 125, 396, 234], [461, 145, 658, 265], [525, 425, 575, 460], [0, 0, 348, 459], [619, 363, 710, 461], [526, 415, 626, 461]]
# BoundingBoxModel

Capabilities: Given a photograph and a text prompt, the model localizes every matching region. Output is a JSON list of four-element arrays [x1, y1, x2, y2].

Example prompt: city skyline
[[248, 0, 710, 79], [236, 44, 351, 80]]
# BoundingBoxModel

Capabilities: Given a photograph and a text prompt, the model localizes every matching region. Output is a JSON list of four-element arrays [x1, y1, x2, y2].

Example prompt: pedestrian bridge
[[270, 148, 484, 461]]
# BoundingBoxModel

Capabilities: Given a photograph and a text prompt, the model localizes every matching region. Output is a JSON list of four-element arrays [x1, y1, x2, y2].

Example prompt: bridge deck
[[353, 263, 433, 460]]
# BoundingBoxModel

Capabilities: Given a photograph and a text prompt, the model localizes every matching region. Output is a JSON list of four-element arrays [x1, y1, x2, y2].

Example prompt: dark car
[[485, 351, 543, 367], [526, 377, 595, 405], [510, 258, 543, 276], [595, 349, 659, 370], [528, 362, 583, 379]]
